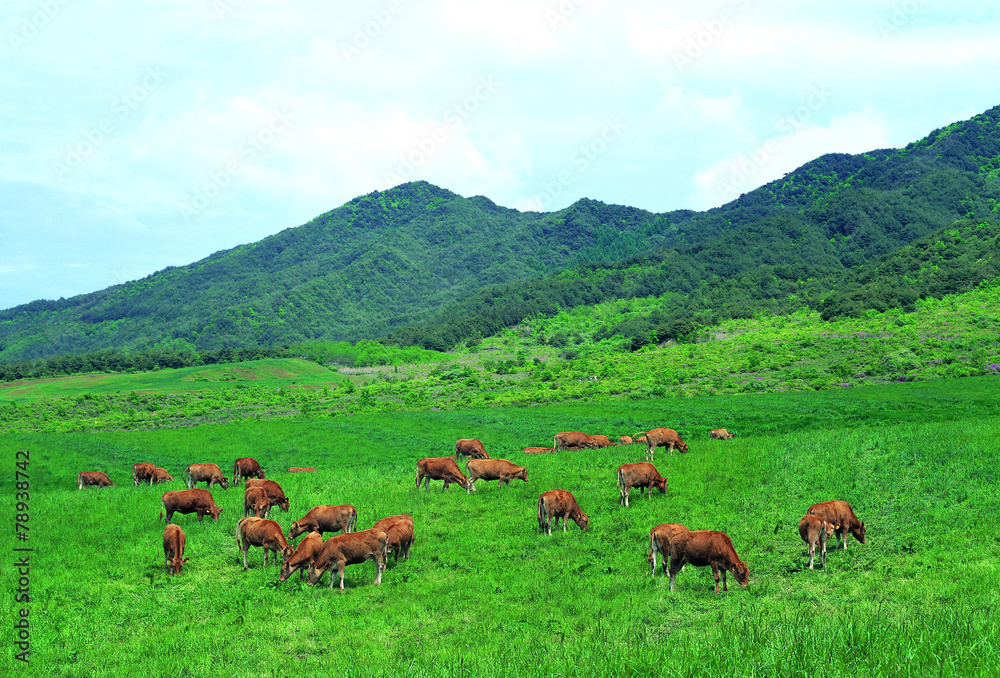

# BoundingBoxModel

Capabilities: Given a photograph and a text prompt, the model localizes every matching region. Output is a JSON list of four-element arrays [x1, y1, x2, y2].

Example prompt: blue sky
[[1, 0, 998, 311]]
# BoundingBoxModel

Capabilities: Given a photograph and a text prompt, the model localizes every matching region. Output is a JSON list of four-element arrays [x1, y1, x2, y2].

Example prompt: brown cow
[[237, 517, 294, 569], [617, 462, 668, 507], [159, 489, 224, 522], [372, 514, 415, 562], [243, 486, 272, 518], [244, 479, 290, 512], [78, 471, 115, 490], [709, 429, 734, 440], [798, 514, 835, 569], [455, 438, 490, 460], [466, 459, 528, 493], [618, 436, 634, 446], [162, 524, 189, 575], [307, 527, 389, 590], [537, 489, 589, 535], [278, 531, 324, 582], [668, 530, 749, 593], [641, 428, 689, 461], [184, 463, 230, 490], [648, 523, 690, 575], [288, 505, 358, 539], [288, 467, 317, 472], [807, 500, 866, 549], [416, 457, 470, 492], [132, 462, 156, 486], [553, 432, 599, 451], [232, 457, 265, 486], [151, 468, 174, 484], [523, 447, 555, 454], [589, 434, 614, 448]]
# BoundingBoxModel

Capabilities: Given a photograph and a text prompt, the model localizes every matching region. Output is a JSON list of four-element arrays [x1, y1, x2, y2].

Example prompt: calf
[[151, 468, 175, 484], [237, 517, 294, 569], [288, 467, 317, 472], [416, 457, 470, 492], [553, 432, 599, 451], [648, 523, 690, 576], [372, 514, 415, 562], [807, 500, 866, 549], [78, 471, 115, 490], [641, 428, 689, 461], [466, 459, 528, 493], [618, 436, 634, 446], [288, 505, 358, 539], [455, 438, 490, 460], [617, 462, 668, 507], [668, 530, 749, 593], [132, 462, 156, 486], [243, 486, 272, 518], [162, 524, 189, 575], [184, 463, 230, 490], [278, 532, 324, 582], [522, 447, 555, 455], [232, 457, 265, 486], [537, 489, 589, 535], [307, 527, 389, 590], [159, 489, 223, 522], [709, 429, 734, 440], [244, 479, 290, 512], [798, 514, 835, 569]]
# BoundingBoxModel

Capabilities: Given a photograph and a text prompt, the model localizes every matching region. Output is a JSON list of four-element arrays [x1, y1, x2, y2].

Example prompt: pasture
[[2, 377, 999, 676]]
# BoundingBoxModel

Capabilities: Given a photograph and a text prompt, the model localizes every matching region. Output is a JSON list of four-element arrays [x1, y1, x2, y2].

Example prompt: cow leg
[[336, 561, 346, 590], [242, 543, 250, 570], [197, 509, 205, 522], [807, 539, 815, 569], [713, 565, 722, 593], [374, 555, 385, 585]]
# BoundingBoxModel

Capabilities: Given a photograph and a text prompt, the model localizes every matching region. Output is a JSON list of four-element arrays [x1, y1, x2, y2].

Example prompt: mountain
[[1, 106, 999, 363]]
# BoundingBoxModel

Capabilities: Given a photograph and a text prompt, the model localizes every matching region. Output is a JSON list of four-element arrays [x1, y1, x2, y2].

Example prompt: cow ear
[[183, 557, 190, 564]]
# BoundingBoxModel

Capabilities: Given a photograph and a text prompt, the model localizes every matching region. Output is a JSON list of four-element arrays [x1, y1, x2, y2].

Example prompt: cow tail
[[349, 507, 358, 534], [537, 495, 545, 530], [158, 498, 165, 522], [78, 473, 84, 490], [183, 466, 191, 489], [616, 467, 624, 495], [553, 435, 559, 451], [649, 530, 659, 569]]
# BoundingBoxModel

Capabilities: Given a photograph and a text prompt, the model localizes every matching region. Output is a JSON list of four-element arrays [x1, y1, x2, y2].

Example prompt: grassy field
[[2, 376, 999, 676]]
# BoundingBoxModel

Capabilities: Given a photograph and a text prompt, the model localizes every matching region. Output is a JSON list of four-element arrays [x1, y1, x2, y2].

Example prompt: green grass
[[2, 378, 999, 676]]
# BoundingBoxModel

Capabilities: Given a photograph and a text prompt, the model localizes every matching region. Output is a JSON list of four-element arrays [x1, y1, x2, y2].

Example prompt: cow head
[[219, 477, 231, 490], [258, 469, 266, 479], [515, 468, 528, 482], [654, 477, 668, 494], [574, 511, 590, 531], [852, 521, 867, 544], [677, 441, 690, 454], [731, 560, 750, 587], [276, 496, 290, 513], [306, 563, 325, 587], [288, 521, 308, 540], [824, 521, 836, 538], [168, 556, 190, 575], [278, 560, 297, 583], [209, 505, 224, 522]]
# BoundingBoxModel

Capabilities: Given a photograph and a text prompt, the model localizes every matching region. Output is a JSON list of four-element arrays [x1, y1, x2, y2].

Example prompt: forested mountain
[[2, 106, 998, 363]]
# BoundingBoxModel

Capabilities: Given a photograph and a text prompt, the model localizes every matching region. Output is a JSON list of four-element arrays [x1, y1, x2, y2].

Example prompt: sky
[[1, 0, 998, 311]]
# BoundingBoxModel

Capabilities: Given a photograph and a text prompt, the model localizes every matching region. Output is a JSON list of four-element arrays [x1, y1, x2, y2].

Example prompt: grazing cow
[[589, 434, 614, 448], [648, 523, 690, 575], [151, 468, 175, 484], [523, 447, 555, 455], [184, 463, 230, 490], [243, 486, 272, 518], [132, 462, 156, 486], [159, 489, 224, 523], [307, 527, 389, 590], [640, 428, 689, 461], [237, 517, 294, 569], [232, 457, 265, 486], [618, 436, 634, 446], [278, 532, 324, 582], [78, 471, 115, 490], [798, 514, 835, 569], [616, 462, 668, 507], [288, 505, 358, 539], [553, 432, 599, 451], [709, 429, 734, 440], [635, 435, 649, 446], [288, 467, 317, 472], [455, 438, 490, 460], [372, 514, 415, 562], [537, 489, 589, 535], [162, 524, 189, 575], [466, 459, 528, 493], [807, 500, 866, 549], [416, 457, 470, 492], [668, 530, 749, 593], [244, 479, 290, 512]]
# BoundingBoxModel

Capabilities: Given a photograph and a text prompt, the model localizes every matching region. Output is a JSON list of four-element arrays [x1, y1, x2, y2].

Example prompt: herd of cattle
[[77, 426, 867, 593]]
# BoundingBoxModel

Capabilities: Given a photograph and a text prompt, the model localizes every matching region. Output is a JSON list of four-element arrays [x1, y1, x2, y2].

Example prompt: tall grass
[[2, 379, 999, 676]]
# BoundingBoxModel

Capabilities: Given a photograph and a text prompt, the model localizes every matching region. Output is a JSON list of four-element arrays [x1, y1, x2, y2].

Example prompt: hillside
[[1, 105, 999, 363]]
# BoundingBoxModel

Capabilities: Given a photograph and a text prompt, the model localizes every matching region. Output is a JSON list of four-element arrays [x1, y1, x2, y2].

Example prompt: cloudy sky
[[1, 0, 997, 311]]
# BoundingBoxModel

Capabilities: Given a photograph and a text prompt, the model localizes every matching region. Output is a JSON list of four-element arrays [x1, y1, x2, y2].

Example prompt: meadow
[[2, 376, 999, 676]]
